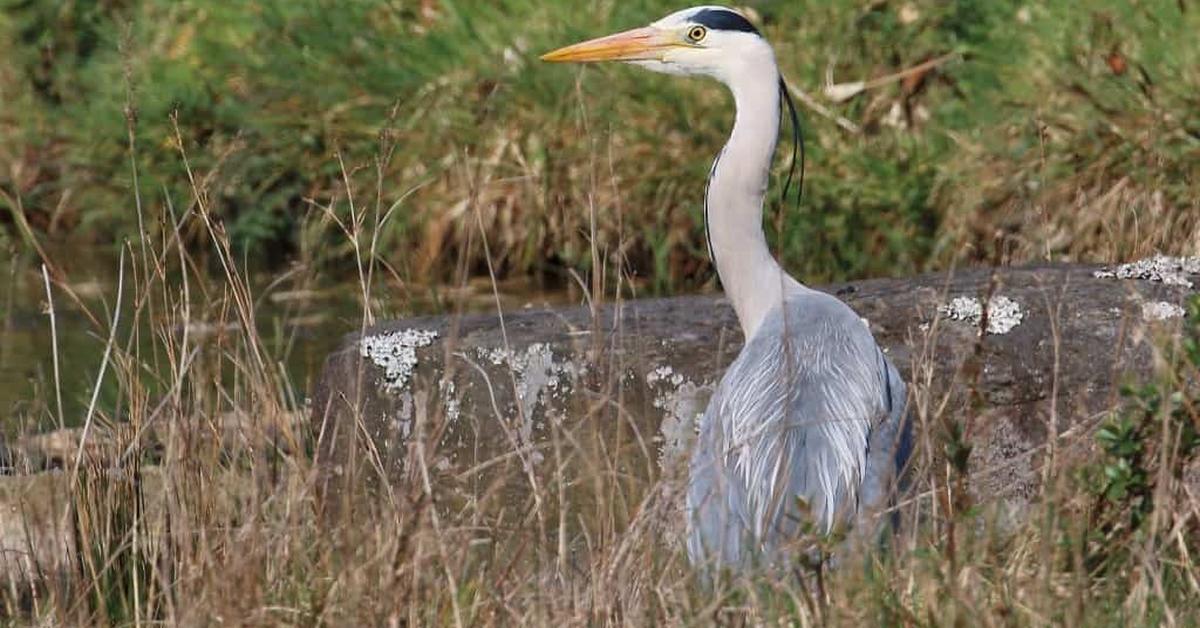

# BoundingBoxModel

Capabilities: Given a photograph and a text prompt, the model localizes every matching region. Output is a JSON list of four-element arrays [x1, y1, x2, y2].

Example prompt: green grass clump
[[2, 1, 1197, 293]]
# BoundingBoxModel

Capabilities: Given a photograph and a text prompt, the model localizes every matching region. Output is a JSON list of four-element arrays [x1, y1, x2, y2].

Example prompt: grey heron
[[543, 6, 911, 572]]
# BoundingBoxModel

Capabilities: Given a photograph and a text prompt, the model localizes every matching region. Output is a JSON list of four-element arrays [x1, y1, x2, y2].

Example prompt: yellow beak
[[541, 26, 678, 63]]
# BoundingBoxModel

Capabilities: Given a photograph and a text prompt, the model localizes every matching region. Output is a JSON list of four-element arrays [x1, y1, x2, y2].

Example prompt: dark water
[[0, 246, 576, 432]]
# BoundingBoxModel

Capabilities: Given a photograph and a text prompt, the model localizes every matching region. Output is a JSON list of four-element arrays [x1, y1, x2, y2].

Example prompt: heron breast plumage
[[685, 287, 908, 570]]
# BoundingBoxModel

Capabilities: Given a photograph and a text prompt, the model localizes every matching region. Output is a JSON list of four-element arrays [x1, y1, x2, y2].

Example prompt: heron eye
[[686, 25, 707, 43]]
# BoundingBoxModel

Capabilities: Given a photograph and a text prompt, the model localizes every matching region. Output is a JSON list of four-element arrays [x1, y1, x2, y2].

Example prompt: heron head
[[540, 6, 774, 82]]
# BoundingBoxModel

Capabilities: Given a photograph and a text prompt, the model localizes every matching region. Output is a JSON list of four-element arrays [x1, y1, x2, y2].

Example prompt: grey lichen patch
[[938, 295, 1025, 335], [1093, 254, 1200, 288], [478, 343, 580, 414], [646, 366, 712, 472], [360, 328, 439, 393], [397, 392, 414, 439], [438, 377, 461, 423], [646, 365, 685, 388], [1142, 301, 1186, 322], [477, 343, 583, 464], [380, 391, 416, 454]]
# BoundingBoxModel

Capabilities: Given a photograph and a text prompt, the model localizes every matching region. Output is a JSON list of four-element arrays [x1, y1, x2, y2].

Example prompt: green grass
[[2, 0, 1197, 293]]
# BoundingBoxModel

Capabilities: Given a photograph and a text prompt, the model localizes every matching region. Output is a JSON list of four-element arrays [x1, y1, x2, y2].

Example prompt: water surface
[[0, 246, 576, 433]]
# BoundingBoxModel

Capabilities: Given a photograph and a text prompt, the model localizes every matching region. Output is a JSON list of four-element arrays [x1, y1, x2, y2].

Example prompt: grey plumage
[[686, 286, 910, 570]]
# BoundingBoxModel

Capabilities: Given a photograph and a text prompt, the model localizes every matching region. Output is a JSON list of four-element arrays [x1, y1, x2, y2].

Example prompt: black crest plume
[[778, 78, 805, 212]]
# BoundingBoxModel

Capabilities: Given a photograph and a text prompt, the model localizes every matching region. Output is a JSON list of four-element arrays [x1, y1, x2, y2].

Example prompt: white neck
[[706, 57, 796, 338]]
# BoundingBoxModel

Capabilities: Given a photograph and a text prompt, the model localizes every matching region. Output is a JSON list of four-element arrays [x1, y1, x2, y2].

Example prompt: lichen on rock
[[1093, 254, 1200, 288], [477, 343, 580, 416], [476, 343, 583, 465], [938, 295, 1025, 335], [646, 365, 685, 388], [1141, 301, 1186, 322], [645, 366, 711, 472], [439, 377, 462, 423], [359, 328, 439, 392]]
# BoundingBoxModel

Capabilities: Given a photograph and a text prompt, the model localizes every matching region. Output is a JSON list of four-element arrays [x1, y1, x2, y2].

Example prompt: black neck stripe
[[691, 8, 759, 34]]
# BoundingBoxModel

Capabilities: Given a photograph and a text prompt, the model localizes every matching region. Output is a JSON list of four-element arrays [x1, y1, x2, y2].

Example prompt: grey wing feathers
[[685, 290, 909, 570], [855, 353, 911, 540]]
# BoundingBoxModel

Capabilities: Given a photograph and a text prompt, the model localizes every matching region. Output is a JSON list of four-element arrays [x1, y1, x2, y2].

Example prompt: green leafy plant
[[1089, 295, 1200, 571]]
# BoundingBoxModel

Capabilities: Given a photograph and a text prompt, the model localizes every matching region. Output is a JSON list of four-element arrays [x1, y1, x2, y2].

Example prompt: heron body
[[543, 6, 911, 572]]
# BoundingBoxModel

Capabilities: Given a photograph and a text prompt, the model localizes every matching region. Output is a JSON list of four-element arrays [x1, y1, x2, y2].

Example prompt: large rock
[[310, 262, 1198, 511]]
